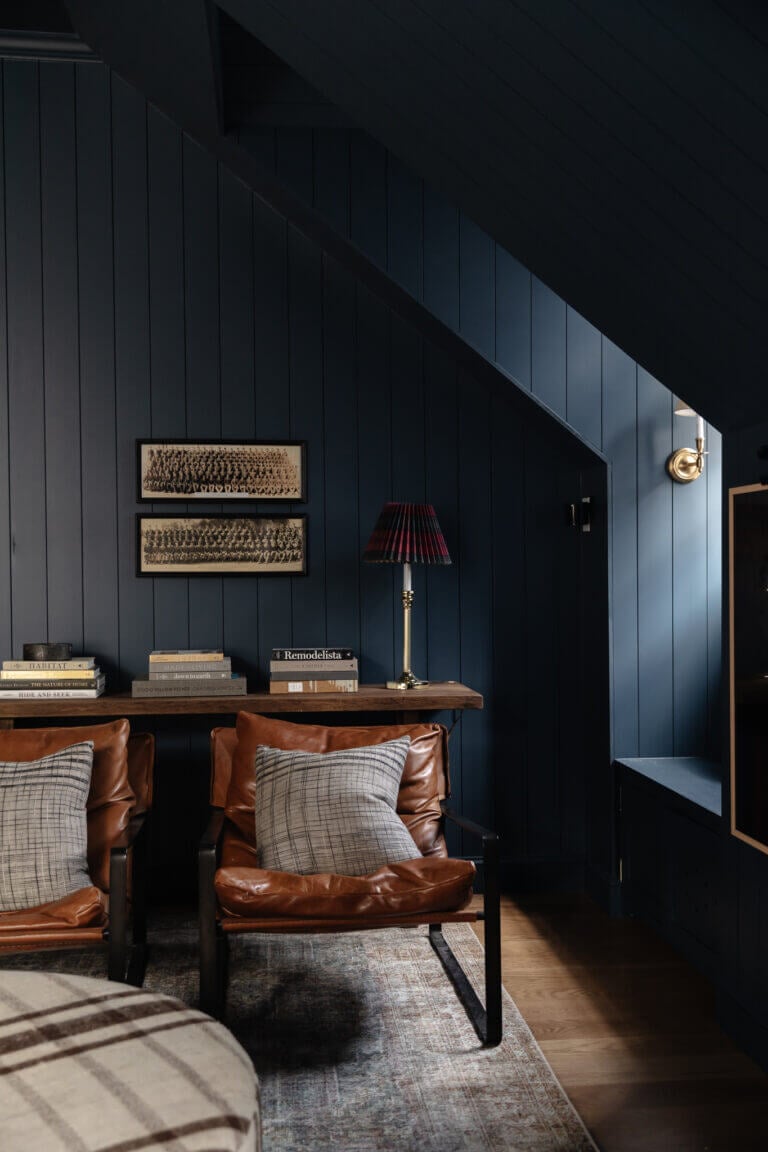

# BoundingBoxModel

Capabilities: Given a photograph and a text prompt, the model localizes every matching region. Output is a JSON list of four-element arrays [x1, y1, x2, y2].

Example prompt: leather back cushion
[[218, 711, 450, 867], [0, 720, 134, 892]]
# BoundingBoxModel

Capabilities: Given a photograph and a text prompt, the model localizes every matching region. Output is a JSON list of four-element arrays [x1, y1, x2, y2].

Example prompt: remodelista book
[[271, 648, 354, 661], [132, 676, 247, 697], [2, 658, 96, 671], [269, 668, 358, 681], [148, 649, 225, 663]]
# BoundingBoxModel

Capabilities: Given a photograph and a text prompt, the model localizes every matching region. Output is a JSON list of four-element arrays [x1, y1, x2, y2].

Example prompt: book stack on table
[[131, 650, 247, 697], [0, 656, 105, 698], [269, 648, 358, 694]]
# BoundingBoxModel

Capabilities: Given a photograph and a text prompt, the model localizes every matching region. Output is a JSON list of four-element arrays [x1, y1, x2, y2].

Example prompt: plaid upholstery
[[254, 737, 420, 876], [0, 742, 93, 912]]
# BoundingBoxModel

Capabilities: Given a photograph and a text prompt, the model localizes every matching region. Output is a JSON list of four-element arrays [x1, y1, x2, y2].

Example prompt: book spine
[[131, 678, 247, 697], [0, 677, 105, 690], [146, 660, 231, 674], [271, 648, 355, 661], [268, 679, 359, 694], [2, 658, 96, 671], [0, 688, 105, 698], [149, 650, 225, 662], [269, 659, 358, 675], [269, 668, 358, 682], [0, 668, 100, 680], [148, 670, 232, 680]]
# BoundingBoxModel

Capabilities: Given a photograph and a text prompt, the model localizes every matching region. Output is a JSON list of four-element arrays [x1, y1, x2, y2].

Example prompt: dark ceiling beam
[[0, 31, 96, 60]]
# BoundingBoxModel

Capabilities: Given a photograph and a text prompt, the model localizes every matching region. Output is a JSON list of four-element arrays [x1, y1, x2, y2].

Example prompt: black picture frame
[[136, 514, 308, 576], [136, 439, 306, 502]]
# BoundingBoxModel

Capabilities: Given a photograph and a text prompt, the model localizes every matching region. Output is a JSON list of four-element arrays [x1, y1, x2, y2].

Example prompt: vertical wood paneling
[[147, 103, 188, 652], [112, 74, 153, 685], [323, 258, 359, 648], [637, 368, 674, 754], [457, 373, 493, 833], [672, 403, 709, 754], [183, 138, 223, 651], [602, 338, 638, 756], [350, 131, 387, 270], [0, 64, 10, 661], [219, 166, 258, 675], [76, 64, 118, 677], [423, 187, 459, 329], [706, 426, 722, 756], [276, 127, 313, 204], [40, 64, 83, 650], [253, 197, 292, 677], [357, 287, 393, 683], [495, 247, 531, 389], [4, 63, 46, 654], [288, 226, 325, 644], [531, 277, 567, 419], [387, 154, 421, 297], [459, 214, 494, 359], [313, 127, 350, 237], [566, 307, 602, 449]]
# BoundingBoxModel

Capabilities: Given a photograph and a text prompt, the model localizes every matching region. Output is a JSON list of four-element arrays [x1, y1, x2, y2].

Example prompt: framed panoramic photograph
[[137, 439, 306, 501], [136, 514, 307, 576]]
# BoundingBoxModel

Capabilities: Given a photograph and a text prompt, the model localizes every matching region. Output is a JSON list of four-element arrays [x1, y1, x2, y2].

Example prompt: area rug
[[0, 916, 596, 1152]]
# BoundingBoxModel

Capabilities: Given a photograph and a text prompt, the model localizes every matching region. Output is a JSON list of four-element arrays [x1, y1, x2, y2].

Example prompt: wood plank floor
[[474, 892, 768, 1151]]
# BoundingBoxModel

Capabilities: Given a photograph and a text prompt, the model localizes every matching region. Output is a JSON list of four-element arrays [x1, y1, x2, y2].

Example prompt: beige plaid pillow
[[254, 737, 419, 876]]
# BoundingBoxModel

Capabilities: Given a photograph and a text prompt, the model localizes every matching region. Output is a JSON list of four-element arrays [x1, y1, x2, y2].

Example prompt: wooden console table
[[0, 682, 482, 726]]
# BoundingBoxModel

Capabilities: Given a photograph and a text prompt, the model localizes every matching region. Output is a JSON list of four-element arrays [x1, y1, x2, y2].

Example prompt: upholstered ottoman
[[0, 970, 260, 1151]]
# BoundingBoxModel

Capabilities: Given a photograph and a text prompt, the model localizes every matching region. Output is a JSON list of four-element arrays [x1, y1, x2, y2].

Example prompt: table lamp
[[363, 501, 451, 689]]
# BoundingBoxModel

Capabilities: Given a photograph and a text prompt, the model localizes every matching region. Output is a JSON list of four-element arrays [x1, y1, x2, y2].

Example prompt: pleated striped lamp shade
[[363, 502, 451, 566]]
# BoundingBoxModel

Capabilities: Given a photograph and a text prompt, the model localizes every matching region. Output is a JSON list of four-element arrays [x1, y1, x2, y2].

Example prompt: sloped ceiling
[[60, 0, 768, 432]]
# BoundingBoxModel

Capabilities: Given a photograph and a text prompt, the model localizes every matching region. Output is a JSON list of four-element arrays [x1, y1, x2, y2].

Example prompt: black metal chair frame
[[199, 801, 502, 1046], [106, 810, 150, 985]]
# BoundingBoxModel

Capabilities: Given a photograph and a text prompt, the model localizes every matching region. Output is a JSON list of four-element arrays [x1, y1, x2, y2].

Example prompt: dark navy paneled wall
[[239, 122, 723, 760], [0, 61, 720, 888]]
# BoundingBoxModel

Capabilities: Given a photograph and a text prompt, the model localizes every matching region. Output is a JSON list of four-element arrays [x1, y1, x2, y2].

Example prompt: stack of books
[[269, 647, 358, 694], [0, 655, 105, 698], [131, 650, 247, 697]]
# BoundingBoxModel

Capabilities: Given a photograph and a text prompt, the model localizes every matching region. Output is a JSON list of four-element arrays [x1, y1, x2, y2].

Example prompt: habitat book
[[2, 658, 96, 671], [268, 678, 358, 694], [0, 687, 105, 698], [270, 658, 358, 675], [148, 649, 225, 663], [0, 667, 101, 680], [132, 675, 247, 697], [271, 647, 355, 661], [0, 675, 105, 691]]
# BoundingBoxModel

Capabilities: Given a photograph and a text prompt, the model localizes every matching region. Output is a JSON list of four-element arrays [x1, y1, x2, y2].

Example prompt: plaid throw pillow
[[254, 736, 419, 876], [0, 741, 94, 912]]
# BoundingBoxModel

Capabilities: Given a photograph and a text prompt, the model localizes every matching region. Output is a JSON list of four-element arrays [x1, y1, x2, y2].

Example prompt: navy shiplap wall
[[0, 60, 604, 880], [238, 123, 723, 760]]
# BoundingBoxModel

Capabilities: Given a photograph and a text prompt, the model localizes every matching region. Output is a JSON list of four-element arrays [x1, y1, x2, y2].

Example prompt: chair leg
[[108, 847, 129, 983], [199, 838, 225, 1017], [429, 924, 500, 1046], [126, 828, 149, 987]]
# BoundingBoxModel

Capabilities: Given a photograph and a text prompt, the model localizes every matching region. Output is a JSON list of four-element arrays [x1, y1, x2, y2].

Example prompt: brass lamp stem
[[386, 563, 426, 689]]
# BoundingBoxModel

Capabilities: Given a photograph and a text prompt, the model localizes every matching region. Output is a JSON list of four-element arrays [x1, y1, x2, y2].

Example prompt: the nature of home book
[[268, 679, 358, 694], [147, 658, 231, 675], [271, 647, 355, 661], [148, 649, 225, 663], [2, 658, 96, 671], [0, 676, 105, 691], [132, 675, 247, 697], [269, 658, 358, 675]]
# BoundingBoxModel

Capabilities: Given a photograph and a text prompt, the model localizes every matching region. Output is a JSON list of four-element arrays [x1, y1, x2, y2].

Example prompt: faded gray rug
[[0, 916, 596, 1152]]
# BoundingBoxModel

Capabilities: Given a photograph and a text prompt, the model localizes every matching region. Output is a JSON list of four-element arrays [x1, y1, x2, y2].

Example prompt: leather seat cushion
[[214, 856, 476, 920], [0, 885, 107, 934], [0, 720, 134, 892], [226, 711, 450, 858]]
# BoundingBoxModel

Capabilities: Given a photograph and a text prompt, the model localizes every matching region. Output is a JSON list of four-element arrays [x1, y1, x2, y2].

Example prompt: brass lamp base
[[386, 671, 429, 690], [666, 443, 704, 483]]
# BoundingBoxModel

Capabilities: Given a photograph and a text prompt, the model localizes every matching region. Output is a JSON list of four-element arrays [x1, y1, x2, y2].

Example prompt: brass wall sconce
[[667, 398, 706, 483]]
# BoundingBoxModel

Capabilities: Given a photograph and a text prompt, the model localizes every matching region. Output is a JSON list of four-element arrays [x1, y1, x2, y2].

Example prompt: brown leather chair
[[0, 719, 154, 985], [199, 713, 501, 1045]]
